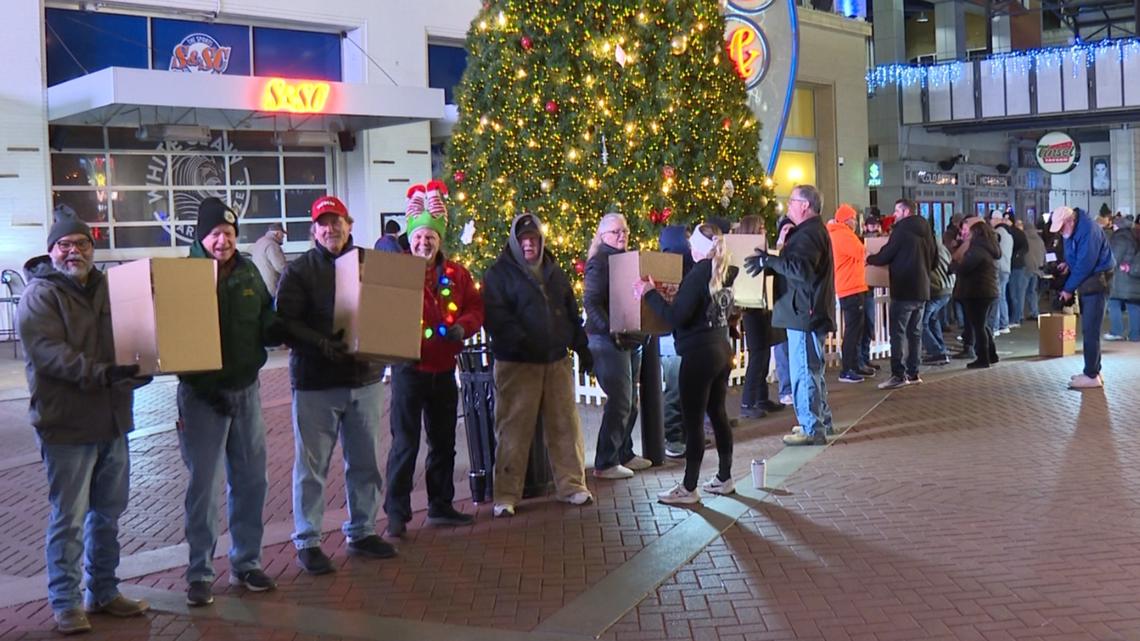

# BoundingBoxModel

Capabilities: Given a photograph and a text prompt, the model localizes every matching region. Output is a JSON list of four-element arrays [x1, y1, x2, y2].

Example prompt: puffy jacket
[[1062, 210, 1115, 294], [994, 225, 1013, 273], [865, 215, 937, 301], [416, 254, 483, 373], [765, 216, 836, 333], [276, 240, 385, 391], [180, 244, 281, 399], [931, 242, 955, 298], [1007, 224, 1029, 270], [951, 234, 1001, 299], [583, 243, 621, 336], [482, 241, 589, 364], [250, 235, 287, 294], [644, 259, 733, 356], [826, 219, 868, 299], [17, 258, 136, 444], [1024, 229, 1047, 277], [1108, 228, 1140, 301]]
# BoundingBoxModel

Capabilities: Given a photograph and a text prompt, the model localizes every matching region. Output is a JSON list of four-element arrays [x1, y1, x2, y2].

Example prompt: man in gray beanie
[[18, 216, 151, 634]]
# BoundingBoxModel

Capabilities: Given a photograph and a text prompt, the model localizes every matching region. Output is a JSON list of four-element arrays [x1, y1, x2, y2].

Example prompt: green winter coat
[[179, 243, 283, 399]]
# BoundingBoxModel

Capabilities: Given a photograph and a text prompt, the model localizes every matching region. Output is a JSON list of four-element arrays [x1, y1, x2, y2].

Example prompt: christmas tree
[[445, 0, 778, 282]]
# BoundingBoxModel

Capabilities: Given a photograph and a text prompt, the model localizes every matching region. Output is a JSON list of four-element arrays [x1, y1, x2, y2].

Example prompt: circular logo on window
[[1035, 131, 1080, 175], [145, 134, 250, 244], [724, 16, 769, 90], [169, 33, 232, 74]]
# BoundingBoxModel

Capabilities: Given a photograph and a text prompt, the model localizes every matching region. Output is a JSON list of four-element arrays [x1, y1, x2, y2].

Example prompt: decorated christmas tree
[[445, 0, 778, 281]]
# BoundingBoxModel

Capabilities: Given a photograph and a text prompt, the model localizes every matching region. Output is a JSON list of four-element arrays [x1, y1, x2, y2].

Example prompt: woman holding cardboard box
[[634, 223, 736, 505], [584, 213, 652, 480]]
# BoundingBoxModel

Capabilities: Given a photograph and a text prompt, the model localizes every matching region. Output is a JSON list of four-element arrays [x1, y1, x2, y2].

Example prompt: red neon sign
[[261, 78, 331, 114]]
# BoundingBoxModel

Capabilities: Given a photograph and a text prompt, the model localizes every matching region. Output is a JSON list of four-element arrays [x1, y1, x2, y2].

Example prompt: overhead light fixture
[[272, 131, 338, 148], [915, 11, 929, 23], [136, 125, 212, 144]]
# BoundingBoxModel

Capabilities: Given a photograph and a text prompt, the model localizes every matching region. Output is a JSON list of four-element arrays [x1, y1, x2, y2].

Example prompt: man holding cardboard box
[[1050, 206, 1115, 389], [383, 182, 483, 538], [177, 198, 282, 607], [17, 217, 151, 634], [276, 195, 395, 573], [482, 213, 594, 517]]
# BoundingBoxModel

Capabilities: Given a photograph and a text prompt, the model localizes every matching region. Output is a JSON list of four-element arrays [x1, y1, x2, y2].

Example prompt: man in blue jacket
[[1050, 206, 1114, 389]]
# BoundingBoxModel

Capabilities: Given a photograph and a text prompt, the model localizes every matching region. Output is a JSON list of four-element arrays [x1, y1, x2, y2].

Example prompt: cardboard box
[[725, 234, 771, 308], [1038, 313, 1077, 357], [334, 248, 425, 361], [864, 236, 891, 288], [609, 251, 683, 335], [108, 258, 222, 375]]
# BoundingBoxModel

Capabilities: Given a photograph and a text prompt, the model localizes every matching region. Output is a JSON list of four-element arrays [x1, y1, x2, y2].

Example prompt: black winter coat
[[866, 215, 937, 301], [1108, 228, 1140, 301], [765, 216, 836, 333], [276, 241, 385, 391], [1008, 224, 1029, 270], [951, 235, 1002, 300], [482, 248, 589, 363], [644, 259, 733, 356], [583, 243, 621, 336]]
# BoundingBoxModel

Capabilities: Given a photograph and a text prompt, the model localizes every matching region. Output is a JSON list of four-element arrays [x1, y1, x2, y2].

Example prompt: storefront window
[[253, 27, 342, 81], [49, 126, 331, 254], [429, 43, 468, 105], [45, 10, 149, 86], [151, 18, 251, 75]]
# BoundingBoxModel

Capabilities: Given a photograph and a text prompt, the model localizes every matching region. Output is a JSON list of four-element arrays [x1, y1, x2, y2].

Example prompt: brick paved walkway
[[1, 326, 1138, 641]]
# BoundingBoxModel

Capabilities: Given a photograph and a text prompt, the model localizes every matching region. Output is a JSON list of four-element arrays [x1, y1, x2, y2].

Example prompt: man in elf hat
[[277, 194, 395, 574], [178, 198, 283, 607], [383, 181, 484, 538]]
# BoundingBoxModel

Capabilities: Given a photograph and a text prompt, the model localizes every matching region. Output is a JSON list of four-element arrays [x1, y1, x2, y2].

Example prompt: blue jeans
[[922, 295, 951, 357], [786, 329, 832, 437], [177, 382, 268, 583], [1107, 298, 1140, 340], [292, 382, 384, 549], [1007, 268, 1028, 324], [589, 335, 642, 470], [661, 332, 682, 445], [1079, 292, 1106, 377], [989, 271, 1011, 330], [40, 436, 130, 612], [889, 300, 926, 378], [1025, 273, 1040, 318], [860, 290, 876, 366], [773, 340, 791, 398]]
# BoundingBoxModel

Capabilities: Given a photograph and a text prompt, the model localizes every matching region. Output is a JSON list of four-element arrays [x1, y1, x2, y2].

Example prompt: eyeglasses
[[603, 229, 629, 237], [787, 197, 808, 205], [55, 239, 93, 252]]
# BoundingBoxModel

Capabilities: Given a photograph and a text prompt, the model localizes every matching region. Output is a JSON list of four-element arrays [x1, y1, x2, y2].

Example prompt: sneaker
[[594, 464, 635, 479], [561, 491, 594, 505], [493, 503, 516, 518], [856, 366, 877, 376], [877, 375, 907, 390], [998, 327, 1011, 335], [296, 547, 335, 574], [759, 400, 786, 412], [922, 354, 949, 366], [1009, 323, 1021, 329], [657, 483, 701, 505], [347, 535, 397, 559], [230, 569, 276, 592], [952, 350, 976, 360], [383, 519, 407, 539], [664, 442, 686, 458], [624, 456, 653, 471], [838, 371, 864, 383], [427, 504, 475, 527], [701, 475, 736, 495], [85, 594, 149, 617], [782, 430, 827, 446], [739, 404, 766, 419], [779, 394, 794, 406], [865, 362, 882, 371], [186, 581, 214, 607], [965, 360, 990, 369], [905, 374, 923, 385], [1069, 374, 1104, 389], [1104, 333, 1125, 341], [54, 608, 92, 635]]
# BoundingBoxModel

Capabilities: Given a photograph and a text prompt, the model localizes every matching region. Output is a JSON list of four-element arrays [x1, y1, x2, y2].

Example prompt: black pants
[[839, 294, 865, 373], [962, 298, 998, 365], [741, 309, 772, 407], [680, 340, 733, 491], [384, 365, 459, 524]]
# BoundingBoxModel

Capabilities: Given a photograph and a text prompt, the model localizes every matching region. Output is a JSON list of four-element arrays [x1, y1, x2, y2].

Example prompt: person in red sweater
[[383, 181, 484, 538], [827, 204, 873, 383]]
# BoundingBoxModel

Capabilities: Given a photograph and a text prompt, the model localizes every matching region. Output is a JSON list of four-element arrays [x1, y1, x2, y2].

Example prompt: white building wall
[[1048, 141, 1111, 214]]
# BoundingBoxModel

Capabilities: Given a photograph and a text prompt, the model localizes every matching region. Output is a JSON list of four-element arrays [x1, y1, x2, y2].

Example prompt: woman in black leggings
[[951, 218, 1001, 368], [634, 223, 735, 504]]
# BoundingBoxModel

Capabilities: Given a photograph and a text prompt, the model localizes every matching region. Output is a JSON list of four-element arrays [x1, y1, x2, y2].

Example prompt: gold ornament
[[540, 179, 553, 192], [670, 35, 688, 55]]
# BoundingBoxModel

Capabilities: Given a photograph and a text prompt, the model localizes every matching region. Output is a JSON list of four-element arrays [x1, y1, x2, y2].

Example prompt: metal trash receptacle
[[458, 347, 554, 503]]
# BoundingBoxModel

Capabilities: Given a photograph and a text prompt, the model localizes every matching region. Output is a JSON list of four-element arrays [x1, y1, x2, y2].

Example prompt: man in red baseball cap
[[276, 194, 396, 573]]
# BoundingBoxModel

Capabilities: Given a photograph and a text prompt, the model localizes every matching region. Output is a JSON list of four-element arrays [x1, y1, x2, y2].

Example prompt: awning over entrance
[[47, 67, 445, 133]]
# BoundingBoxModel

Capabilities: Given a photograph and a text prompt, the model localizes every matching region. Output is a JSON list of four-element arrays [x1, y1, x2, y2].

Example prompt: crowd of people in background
[[16, 181, 1135, 634]]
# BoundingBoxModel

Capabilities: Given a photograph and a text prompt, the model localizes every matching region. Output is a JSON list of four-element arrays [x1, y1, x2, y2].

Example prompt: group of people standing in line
[[17, 175, 1126, 634]]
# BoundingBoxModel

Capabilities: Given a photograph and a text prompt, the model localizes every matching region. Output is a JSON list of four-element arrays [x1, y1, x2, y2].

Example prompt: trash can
[[458, 346, 554, 503]]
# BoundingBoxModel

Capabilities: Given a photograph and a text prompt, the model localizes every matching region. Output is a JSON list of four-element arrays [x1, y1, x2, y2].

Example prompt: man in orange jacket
[[827, 205, 874, 383]]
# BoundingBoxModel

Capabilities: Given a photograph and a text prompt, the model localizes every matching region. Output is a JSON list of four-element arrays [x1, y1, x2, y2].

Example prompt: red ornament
[[662, 165, 675, 180], [454, 170, 466, 183], [722, 117, 732, 130], [520, 36, 533, 50], [545, 100, 559, 114], [574, 258, 586, 275], [661, 207, 673, 222]]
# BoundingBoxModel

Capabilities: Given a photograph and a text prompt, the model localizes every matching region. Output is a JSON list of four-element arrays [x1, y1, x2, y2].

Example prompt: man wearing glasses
[[744, 185, 836, 445], [18, 216, 151, 634]]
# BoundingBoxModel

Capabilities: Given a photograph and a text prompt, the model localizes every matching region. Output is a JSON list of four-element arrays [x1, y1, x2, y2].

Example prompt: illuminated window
[[772, 151, 817, 197], [784, 88, 815, 139]]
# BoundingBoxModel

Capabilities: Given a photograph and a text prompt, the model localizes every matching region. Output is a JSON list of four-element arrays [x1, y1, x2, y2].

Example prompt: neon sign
[[724, 16, 769, 90], [260, 78, 331, 114]]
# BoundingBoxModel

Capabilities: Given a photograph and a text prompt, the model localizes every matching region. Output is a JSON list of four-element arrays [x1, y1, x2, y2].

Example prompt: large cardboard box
[[1038, 313, 1077, 357], [725, 234, 770, 308], [609, 251, 683, 335], [334, 249, 425, 361], [107, 258, 222, 375], [864, 236, 891, 288]]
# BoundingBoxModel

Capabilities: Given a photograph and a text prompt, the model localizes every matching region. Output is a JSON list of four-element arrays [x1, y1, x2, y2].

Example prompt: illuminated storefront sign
[[1035, 131, 1079, 175], [260, 78, 331, 113], [917, 170, 958, 186], [978, 175, 1011, 188], [724, 16, 769, 90], [867, 161, 882, 187], [169, 33, 232, 74]]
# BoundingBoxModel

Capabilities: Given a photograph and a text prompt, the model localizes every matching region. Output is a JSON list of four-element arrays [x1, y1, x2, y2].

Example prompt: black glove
[[445, 324, 466, 342], [577, 349, 594, 376], [104, 364, 140, 386], [744, 250, 768, 278], [318, 329, 350, 361]]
